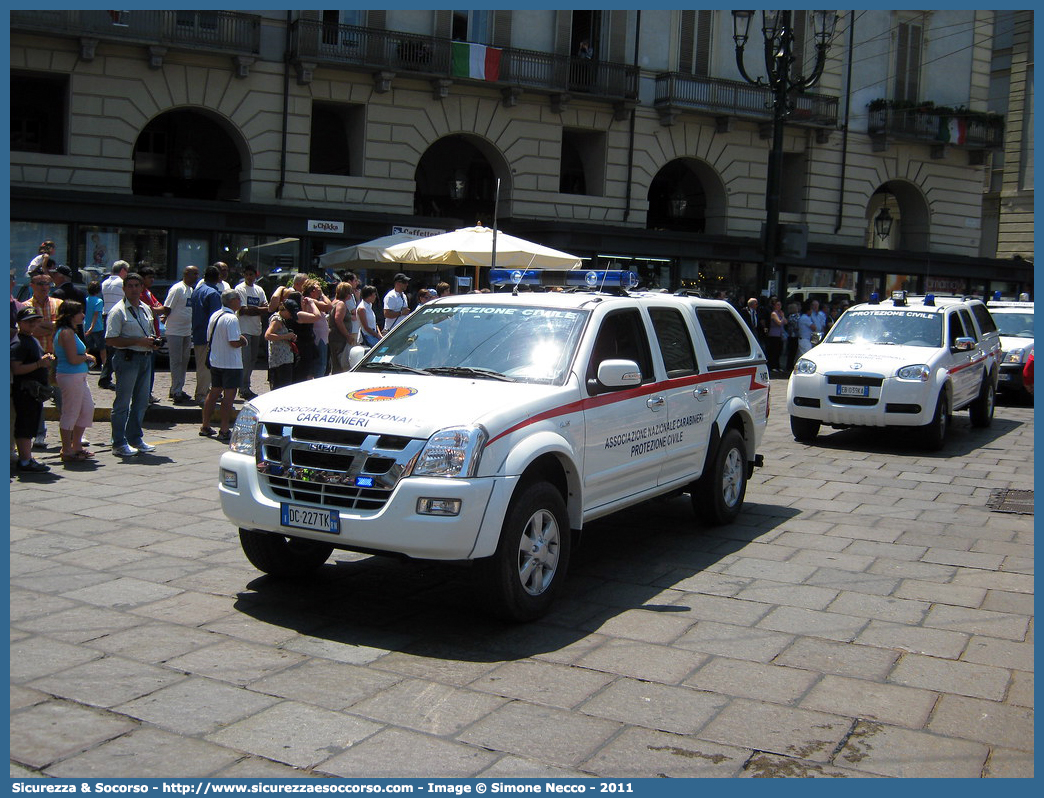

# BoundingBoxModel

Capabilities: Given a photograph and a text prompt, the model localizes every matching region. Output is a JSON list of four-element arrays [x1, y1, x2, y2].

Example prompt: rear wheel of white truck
[[691, 428, 748, 526], [476, 482, 571, 623], [239, 529, 333, 577]]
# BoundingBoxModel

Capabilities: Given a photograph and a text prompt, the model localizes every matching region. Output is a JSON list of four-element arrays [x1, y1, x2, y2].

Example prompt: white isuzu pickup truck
[[219, 278, 769, 620]]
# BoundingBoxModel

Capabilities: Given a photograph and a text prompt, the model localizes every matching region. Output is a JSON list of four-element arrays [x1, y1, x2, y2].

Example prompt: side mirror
[[954, 337, 976, 352], [594, 359, 642, 390], [347, 345, 369, 369]]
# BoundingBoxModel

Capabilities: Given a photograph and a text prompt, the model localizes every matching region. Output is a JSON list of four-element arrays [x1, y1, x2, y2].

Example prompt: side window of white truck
[[649, 307, 699, 377], [585, 309, 654, 393], [694, 307, 753, 361]]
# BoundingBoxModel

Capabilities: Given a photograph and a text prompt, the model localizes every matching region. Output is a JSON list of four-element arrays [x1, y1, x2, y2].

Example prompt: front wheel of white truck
[[239, 529, 333, 577], [476, 482, 571, 623]]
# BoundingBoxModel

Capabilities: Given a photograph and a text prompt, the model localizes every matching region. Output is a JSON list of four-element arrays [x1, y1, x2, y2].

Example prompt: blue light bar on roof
[[489, 268, 640, 289]]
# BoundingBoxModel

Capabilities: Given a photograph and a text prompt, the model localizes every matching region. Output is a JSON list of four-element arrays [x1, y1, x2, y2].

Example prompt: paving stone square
[[7, 379, 1033, 779]]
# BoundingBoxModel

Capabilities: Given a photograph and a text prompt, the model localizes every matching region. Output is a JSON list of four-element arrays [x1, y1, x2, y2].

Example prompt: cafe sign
[[308, 219, 345, 234]]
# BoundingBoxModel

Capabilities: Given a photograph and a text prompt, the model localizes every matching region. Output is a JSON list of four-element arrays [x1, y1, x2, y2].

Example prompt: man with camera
[[104, 272, 161, 457]]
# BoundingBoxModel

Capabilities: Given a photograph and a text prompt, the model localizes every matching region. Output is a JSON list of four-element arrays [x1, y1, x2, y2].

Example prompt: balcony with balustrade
[[867, 104, 1004, 157], [11, 9, 261, 74], [290, 19, 638, 117], [654, 72, 839, 138]]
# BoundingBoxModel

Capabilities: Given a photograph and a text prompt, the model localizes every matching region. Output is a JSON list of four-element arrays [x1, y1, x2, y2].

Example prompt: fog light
[[220, 468, 238, 489], [417, 498, 462, 516]]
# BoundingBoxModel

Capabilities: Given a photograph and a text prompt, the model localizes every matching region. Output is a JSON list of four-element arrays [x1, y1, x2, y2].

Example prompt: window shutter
[[367, 10, 386, 30], [434, 10, 451, 40], [679, 11, 695, 74], [695, 10, 712, 77], [895, 20, 922, 102], [492, 10, 511, 49], [607, 10, 626, 62], [555, 10, 571, 56]]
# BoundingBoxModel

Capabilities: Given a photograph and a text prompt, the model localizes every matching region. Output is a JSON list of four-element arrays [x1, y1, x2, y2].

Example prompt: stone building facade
[[10, 9, 1032, 300]]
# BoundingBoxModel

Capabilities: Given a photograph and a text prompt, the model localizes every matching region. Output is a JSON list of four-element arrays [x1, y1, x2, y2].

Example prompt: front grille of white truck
[[255, 423, 425, 511]]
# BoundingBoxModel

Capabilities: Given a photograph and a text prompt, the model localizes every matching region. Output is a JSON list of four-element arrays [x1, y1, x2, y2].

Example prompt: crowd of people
[[736, 293, 847, 376], [11, 240, 452, 473]]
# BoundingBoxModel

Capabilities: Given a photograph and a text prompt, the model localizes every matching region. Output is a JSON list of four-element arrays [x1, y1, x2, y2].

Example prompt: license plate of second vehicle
[[837, 385, 869, 397], [281, 503, 339, 533]]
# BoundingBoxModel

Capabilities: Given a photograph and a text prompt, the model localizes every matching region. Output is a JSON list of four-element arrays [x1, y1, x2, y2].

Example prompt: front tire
[[921, 393, 949, 451], [969, 375, 996, 427], [692, 428, 748, 526], [239, 529, 333, 577], [790, 415, 821, 442], [476, 482, 570, 622]]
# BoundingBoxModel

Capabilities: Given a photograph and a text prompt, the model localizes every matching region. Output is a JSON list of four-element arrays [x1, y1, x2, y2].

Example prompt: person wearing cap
[[98, 260, 130, 389], [106, 272, 161, 457], [49, 264, 85, 306], [383, 273, 411, 332], [11, 306, 56, 472]]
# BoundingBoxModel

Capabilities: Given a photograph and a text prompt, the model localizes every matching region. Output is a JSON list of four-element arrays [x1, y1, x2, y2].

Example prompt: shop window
[[559, 129, 605, 196], [310, 102, 364, 177], [218, 235, 301, 292], [117, 228, 169, 278], [11, 222, 69, 280], [11, 72, 67, 155]]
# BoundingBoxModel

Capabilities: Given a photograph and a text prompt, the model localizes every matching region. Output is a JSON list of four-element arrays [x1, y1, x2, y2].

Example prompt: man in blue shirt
[[190, 263, 224, 405]]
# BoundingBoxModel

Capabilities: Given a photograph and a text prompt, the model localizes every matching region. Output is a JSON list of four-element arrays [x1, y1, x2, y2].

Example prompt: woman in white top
[[357, 285, 382, 347]]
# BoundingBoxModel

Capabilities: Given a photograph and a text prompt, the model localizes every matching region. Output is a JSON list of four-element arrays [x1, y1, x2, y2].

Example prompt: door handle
[[647, 395, 665, 411], [694, 386, 710, 401]]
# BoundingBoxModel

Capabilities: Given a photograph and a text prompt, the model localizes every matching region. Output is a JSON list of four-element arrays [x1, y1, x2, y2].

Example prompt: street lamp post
[[732, 10, 837, 300]]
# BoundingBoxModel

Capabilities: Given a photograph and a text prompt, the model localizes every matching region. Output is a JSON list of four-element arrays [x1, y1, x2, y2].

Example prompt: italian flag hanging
[[938, 116, 967, 145], [451, 42, 502, 81]]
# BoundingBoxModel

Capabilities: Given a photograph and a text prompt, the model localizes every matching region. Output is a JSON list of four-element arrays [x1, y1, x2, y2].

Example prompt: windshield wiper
[[426, 366, 515, 382], [360, 362, 431, 375]]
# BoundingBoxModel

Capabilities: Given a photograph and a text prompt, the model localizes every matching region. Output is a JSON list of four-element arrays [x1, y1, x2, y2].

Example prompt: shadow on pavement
[[232, 493, 800, 662], [792, 415, 1025, 458]]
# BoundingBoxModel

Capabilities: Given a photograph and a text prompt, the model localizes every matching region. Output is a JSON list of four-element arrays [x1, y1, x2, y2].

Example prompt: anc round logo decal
[[346, 386, 418, 402]]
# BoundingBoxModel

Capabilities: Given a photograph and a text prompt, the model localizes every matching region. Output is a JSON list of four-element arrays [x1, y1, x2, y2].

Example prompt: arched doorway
[[132, 108, 245, 201], [646, 158, 727, 234], [414, 135, 507, 226], [866, 180, 931, 251]]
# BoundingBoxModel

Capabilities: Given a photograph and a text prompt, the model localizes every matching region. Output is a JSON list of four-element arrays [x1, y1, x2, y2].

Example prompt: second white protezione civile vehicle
[[218, 272, 770, 621], [786, 291, 1000, 450]]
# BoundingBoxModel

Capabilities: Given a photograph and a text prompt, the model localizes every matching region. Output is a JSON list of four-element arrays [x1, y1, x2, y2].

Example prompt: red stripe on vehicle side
[[948, 355, 989, 375], [486, 366, 762, 446]]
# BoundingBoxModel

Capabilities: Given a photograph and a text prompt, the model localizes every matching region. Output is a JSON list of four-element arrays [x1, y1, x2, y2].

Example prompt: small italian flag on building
[[937, 116, 968, 145], [451, 42, 502, 81]]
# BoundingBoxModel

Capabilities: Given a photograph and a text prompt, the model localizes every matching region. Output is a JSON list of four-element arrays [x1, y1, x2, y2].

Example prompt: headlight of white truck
[[411, 425, 487, 478], [896, 364, 931, 381], [229, 403, 259, 455], [793, 358, 817, 375], [1002, 348, 1027, 365]]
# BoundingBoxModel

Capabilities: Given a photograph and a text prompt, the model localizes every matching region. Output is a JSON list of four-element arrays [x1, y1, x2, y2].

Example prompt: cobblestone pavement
[[10, 371, 1034, 779]]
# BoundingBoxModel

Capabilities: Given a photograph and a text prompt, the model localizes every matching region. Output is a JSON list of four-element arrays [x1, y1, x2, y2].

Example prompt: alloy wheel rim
[[517, 510, 560, 596], [722, 447, 744, 508]]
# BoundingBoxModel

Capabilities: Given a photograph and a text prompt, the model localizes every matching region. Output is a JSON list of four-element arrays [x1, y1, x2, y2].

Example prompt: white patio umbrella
[[317, 232, 423, 271], [378, 225, 582, 271]]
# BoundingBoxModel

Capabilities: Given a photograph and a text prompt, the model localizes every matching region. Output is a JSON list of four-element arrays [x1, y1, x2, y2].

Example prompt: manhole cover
[[986, 489, 1033, 514]]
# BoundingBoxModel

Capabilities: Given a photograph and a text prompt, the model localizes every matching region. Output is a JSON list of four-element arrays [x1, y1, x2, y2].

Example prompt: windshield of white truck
[[361, 303, 589, 385], [825, 309, 943, 347]]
